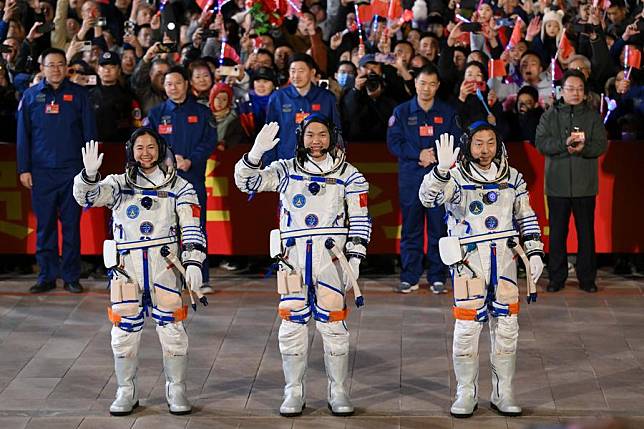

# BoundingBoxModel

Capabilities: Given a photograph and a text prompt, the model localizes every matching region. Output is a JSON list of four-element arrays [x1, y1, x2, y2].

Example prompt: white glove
[[529, 255, 544, 284], [435, 133, 460, 174], [185, 265, 203, 293], [248, 122, 280, 164], [81, 140, 104, 180]]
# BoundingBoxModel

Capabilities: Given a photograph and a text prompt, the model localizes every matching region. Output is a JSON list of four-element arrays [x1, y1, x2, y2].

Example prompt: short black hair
[[517, 85, 539, 102], [416, 63, 440, 81], [165, 65, 190, 81], [393, 40, 414, 52], [561, 69, 587, 88], [520, 50, 544, 69], [40, 48, 67, 64], [419, 32, 440, 42], [336, 60, 357, 74], [288, 53, 317, 72]]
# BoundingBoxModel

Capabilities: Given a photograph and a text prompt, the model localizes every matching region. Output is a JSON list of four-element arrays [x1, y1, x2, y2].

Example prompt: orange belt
[[278, 308, 291, 320], [452, 303, 520, 321], [108, 305, 188, 324], [107, 307, 121, 325], [328, 308, 349, 322]]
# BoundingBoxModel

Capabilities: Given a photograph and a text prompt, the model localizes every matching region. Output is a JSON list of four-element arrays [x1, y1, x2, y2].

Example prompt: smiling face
[[303, 121, 331, 160], [289, 60, 315, 90], [191, 66, 213, 93], [133, 133, 159, 171]]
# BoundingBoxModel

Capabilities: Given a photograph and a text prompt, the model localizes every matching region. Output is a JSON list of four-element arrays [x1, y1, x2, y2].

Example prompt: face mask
[[337, 72, 355, 89]]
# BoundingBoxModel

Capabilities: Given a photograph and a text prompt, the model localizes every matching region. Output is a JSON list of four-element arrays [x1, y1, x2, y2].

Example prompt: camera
[[460, 22, 482, 33], [80, 41, 92, 52], [219, 65, 240, 76], [365, 72, 384, 92], [202, 29, 219, 38], [97, 17, 107, 27], [36, 21, 55, 33], [158, 42, 177, 53], [318, 79, 329, 89]]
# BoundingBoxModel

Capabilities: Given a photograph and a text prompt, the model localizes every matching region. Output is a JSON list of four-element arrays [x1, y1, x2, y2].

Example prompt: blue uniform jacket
[[263, 84, 340, 164], [17, 79, 97, 173], [145, 96, 217, 185], [386, 97, 460, 180]]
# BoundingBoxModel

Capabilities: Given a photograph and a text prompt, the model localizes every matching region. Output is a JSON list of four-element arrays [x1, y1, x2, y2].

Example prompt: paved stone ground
[[1, 268, 644, 429]]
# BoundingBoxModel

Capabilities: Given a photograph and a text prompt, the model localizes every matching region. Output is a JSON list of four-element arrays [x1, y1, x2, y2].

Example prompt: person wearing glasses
[[17, 47, 97, 294], [535, 70, 608, 293]]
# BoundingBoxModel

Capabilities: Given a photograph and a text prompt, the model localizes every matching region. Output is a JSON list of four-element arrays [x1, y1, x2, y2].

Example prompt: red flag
[[196, 0, 211, 10], [223, 44, 240, 62], [625, 45, 642, 69], [402, 9, 414, 22], [508, 17, 523, 48], [488, 59, 506, 78], [371, 0, 389, 17], [387, 0, 403, 21], [557, 31, 574, 61]]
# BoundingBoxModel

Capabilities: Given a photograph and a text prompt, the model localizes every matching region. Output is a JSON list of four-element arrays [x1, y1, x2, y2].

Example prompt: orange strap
[[107, 307, 122, 325], [278, 308, 291, 320], [173, 305, 189, 322], [328, 308, 349, 322], [452, 306, 478, 321], [508, 302, 520, 315]]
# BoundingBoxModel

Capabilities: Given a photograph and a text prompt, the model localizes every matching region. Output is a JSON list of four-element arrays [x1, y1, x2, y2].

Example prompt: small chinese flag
[[191, 204, 201, 219], [508, 17, 523, 48], [558, 31, 574, 60], [625, 45, 642, 69], [387, 0, 403, 21], [358, 4, 374, 23], [223, 44, 240, 62], [488, 59, 506, 78], [359, 193, 368, 207], [371, 0, 389, 17]]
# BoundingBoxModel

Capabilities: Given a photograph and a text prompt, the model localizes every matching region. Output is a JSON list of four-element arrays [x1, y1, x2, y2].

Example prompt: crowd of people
[[2, 0, 643, 292]]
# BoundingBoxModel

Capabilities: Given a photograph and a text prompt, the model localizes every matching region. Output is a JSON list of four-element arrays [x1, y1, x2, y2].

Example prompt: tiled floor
[[1, 268, 644, 429]]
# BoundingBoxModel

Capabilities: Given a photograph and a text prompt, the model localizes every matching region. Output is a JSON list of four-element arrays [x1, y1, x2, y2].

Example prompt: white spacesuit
[[234, 117, 371, 417], [418, 122, 544, 418], [72, 129, 207, 416]]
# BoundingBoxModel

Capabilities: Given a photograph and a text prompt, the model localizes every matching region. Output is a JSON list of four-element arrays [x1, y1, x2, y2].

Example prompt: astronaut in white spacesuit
[[418, 121, 545, 418], [73, 128, 207, 416], [234, 115, 371, 417]]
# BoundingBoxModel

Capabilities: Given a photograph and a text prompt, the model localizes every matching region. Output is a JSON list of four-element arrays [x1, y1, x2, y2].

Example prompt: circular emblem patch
[[292, 194, 306, 208], [483, 191, 498, 205], [126, 205, 140, 219], [308, 182, 321, 195], [469, 201, 484, 215], [140, 221, 154, 235], [305, 214, 319, 227], [140, 196, 153, 210], [485, 216, 499, 230]]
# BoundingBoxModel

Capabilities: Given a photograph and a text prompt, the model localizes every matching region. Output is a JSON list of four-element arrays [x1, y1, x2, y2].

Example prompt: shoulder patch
[[388, 115, 395, 127]]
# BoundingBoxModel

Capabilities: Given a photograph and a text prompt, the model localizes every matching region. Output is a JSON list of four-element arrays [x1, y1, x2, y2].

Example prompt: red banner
[[0, 141, 641, 255]]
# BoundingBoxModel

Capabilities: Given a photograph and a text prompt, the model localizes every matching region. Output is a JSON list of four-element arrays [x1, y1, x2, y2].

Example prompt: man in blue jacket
[[263, 53, 340, 164], [145, 65, 217, 292], [17, 48, 97, 294], [387, 64, 460, 294]]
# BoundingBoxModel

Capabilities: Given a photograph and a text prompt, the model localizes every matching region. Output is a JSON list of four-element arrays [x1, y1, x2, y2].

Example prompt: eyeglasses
[[44, 63, 66, 69], [563, 86, 584, 93]]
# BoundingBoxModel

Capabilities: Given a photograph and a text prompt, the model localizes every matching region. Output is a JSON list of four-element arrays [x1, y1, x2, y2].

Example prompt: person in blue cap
[[17, 47, 97, 294]]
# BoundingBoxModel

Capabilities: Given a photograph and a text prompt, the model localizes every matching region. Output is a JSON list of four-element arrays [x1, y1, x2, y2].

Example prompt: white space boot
[[163, 355, 192, 415], [324, 352, 354, 416], [279, 354, 307, 417], [490, 353, 522, 416], [110, 357, 139, 416], [450, 355, 479, 418]]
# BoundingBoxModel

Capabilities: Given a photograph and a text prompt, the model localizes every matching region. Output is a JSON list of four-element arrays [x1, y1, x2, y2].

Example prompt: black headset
[[459, 120, 504, 164], [295, 113, 344, 165], [125, 127, 168, 166]]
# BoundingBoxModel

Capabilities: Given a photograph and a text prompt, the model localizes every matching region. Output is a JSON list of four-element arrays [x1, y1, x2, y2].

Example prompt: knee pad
[[492, 316, 519, 355], [278, 320, 308, 356], [453, 276, 487, 321], [278, 293, 310, 324], [156, 322, 189, 357], [111, 325, 142, 358], [152, 273, 188, 326], [490, 277, 520, 317], [453, 320, 483, 358], [316, 321, 349, 356]]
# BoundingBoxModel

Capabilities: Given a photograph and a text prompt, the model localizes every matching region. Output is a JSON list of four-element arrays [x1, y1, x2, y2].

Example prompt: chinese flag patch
[[191, 204, 201, 218], [188, 115, 199, 123], [312, 103, 321, 111], [63, 94, 73, 102], [359, 193, 368, 207]]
